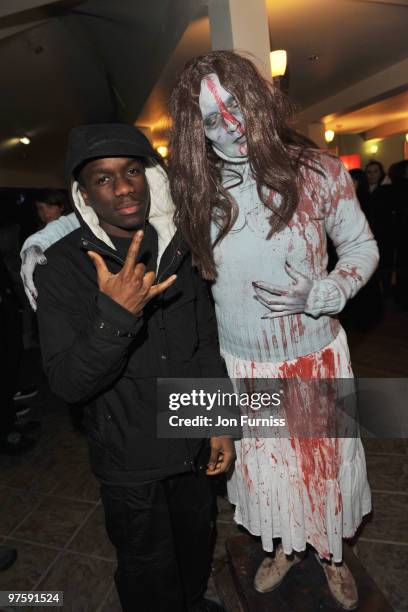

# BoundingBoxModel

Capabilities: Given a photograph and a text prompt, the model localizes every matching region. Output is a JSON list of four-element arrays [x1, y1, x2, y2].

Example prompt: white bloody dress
[[211, 152, 377, 561], [223, 328, 371, 562]]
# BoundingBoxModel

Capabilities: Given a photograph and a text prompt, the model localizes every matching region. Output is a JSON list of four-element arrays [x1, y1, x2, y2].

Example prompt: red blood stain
[[297, 314, 306, 337], [288, 316, 298, 345], [279, 318, 288, 351], [262, 329, 270, 352], [242, 463, 253, 492], [205, 77, 244, 135], [320, 346, 335, 377], [276, 346, 341, 526], [338, 266, 362, 282]]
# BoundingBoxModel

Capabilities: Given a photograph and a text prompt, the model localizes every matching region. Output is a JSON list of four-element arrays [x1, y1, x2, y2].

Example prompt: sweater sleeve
[[305, 158, 379, 318], [20, 213, 80, 255], [36, 255, 143, 404]]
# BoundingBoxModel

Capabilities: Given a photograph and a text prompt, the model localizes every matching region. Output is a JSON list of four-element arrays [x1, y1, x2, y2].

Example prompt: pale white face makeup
[[199, 73, 247, 159]]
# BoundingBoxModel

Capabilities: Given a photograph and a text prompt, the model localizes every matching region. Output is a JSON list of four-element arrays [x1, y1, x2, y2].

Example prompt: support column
[[307, 122, 327, 149], [208, 0, 271, 80]]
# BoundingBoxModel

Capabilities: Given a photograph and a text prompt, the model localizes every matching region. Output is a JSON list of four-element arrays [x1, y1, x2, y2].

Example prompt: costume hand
[[206, 437, 235, 476], [253, 262, 313, 319], [88, 230, 176, 315], [20, 245, 47, 311]]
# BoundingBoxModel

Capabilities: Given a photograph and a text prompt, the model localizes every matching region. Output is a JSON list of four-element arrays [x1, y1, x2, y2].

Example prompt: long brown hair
[[169, 50, 319, 280]]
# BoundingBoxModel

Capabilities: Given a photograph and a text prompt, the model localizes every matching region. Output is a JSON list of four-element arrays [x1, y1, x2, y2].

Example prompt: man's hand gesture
[[87, 230, 176, 315]]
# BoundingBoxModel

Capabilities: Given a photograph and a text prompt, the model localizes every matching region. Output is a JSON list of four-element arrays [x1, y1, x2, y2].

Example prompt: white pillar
[[308, 122, 327, 150], [208, 0, 271, 80]]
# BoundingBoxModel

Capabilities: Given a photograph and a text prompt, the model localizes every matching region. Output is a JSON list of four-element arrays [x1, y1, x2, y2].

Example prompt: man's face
[[36, 201, 63, 225], [199, 73, 247, 158], [79, 157, 149, 237], [366, 164, 382, 186]]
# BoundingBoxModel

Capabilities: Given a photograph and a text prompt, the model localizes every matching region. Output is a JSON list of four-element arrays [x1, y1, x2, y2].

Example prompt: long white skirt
[[224, 328, 371, 562]]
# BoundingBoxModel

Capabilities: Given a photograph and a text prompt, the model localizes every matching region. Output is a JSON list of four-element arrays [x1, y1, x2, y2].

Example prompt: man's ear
[[79, 185, 90, 206]]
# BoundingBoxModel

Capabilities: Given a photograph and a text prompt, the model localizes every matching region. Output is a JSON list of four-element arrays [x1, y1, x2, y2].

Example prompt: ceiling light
[[157, 145, 168, 158], [308, 54, 320, 61], [325, 129, 335, 143], [19, 137, 30, 145], [270, 50, 287, 77]]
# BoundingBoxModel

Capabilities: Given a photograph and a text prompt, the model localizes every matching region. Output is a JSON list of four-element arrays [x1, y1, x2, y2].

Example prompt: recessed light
[[156, 145, 168, 158], [308, 54, 320, 61]]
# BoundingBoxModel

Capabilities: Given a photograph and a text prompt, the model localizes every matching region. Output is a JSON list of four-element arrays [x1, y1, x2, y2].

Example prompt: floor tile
[[0, 537, 58, 591], [52, 465, 100, 502], [213, 519, 242, 567], [216, 495, 235, 523], [366, 454, 408, 492], [363, 438, 408, 455], [13, 496, 94, 548], [0, 487, 41, 537], [5, 435, 91, 496], [358, 491, 408, 543], [4, 458, 61, 494], [357, 539, 408, 612], [68, 505, 115, 560], [31, 551, 114, 612], [0, 456, 24, 485], [98, 583, 121, 612]]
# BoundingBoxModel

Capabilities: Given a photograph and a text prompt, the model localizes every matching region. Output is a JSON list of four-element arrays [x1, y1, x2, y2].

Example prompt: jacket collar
[[71, 163, 176, 265]]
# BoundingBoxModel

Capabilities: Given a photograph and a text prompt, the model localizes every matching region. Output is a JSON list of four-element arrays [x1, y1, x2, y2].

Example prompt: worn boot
[[316, 555, 358, 610], [254, 545, 302, 593]]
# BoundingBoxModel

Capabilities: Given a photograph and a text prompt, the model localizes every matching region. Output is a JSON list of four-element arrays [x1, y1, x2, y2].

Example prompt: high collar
[[212, 144, 248, 165]]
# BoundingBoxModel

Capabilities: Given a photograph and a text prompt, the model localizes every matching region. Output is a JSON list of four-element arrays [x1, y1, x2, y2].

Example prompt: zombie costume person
[[167, 51, 379, 610]]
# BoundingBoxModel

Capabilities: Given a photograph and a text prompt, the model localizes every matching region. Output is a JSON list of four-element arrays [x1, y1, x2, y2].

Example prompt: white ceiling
[[0, 0, 407, 184], [267, 0, 408, 108], [137, 0, 408, 142], [0, 0, 204, 179], [323, 89, 408, 134]]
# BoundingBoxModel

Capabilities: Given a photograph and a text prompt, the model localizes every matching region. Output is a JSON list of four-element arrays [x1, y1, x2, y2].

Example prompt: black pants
[[101, 472, 215, 612], [0, 295, 23, 442]]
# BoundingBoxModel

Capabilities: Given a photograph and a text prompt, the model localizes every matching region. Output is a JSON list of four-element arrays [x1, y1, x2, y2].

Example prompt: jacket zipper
[[80, 237, 125, 265], [156, 237, 185, 283], [81, 236, 185, 280]]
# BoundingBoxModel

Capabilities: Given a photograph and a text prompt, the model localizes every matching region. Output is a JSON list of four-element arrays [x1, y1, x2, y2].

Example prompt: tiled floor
[[0, 301, 407, 611]]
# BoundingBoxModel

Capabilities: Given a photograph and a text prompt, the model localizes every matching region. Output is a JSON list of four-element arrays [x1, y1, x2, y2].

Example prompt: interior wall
[[0, 167, 64, 188], [336, 132, 406, 173]]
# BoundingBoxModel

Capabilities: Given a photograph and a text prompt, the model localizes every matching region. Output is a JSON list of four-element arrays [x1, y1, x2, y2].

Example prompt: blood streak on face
[[199, 73, 248, 158]]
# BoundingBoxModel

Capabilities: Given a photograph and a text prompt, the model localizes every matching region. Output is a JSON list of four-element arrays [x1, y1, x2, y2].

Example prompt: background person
[[364, 160, 395, 295], [389, 160, 408, 308], [33, 189, 68, 227]]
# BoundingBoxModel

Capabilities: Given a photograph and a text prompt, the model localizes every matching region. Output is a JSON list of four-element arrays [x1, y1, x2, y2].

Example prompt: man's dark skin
[[79, 156, 235, 475]]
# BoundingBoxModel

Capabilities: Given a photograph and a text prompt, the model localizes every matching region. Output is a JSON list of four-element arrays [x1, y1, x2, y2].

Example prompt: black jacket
[[35, 223, 226, 484]]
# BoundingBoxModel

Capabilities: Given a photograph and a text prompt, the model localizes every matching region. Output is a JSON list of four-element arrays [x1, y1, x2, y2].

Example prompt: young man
[[34, 123, 233, 612], [34, 189, 67, 226]]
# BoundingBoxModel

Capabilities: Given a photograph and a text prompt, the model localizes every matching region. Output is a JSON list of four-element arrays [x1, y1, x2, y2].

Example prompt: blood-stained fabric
[[211, 151, 379, 362], [208, 149, 374, 561], [224, 329, 371, 562]]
